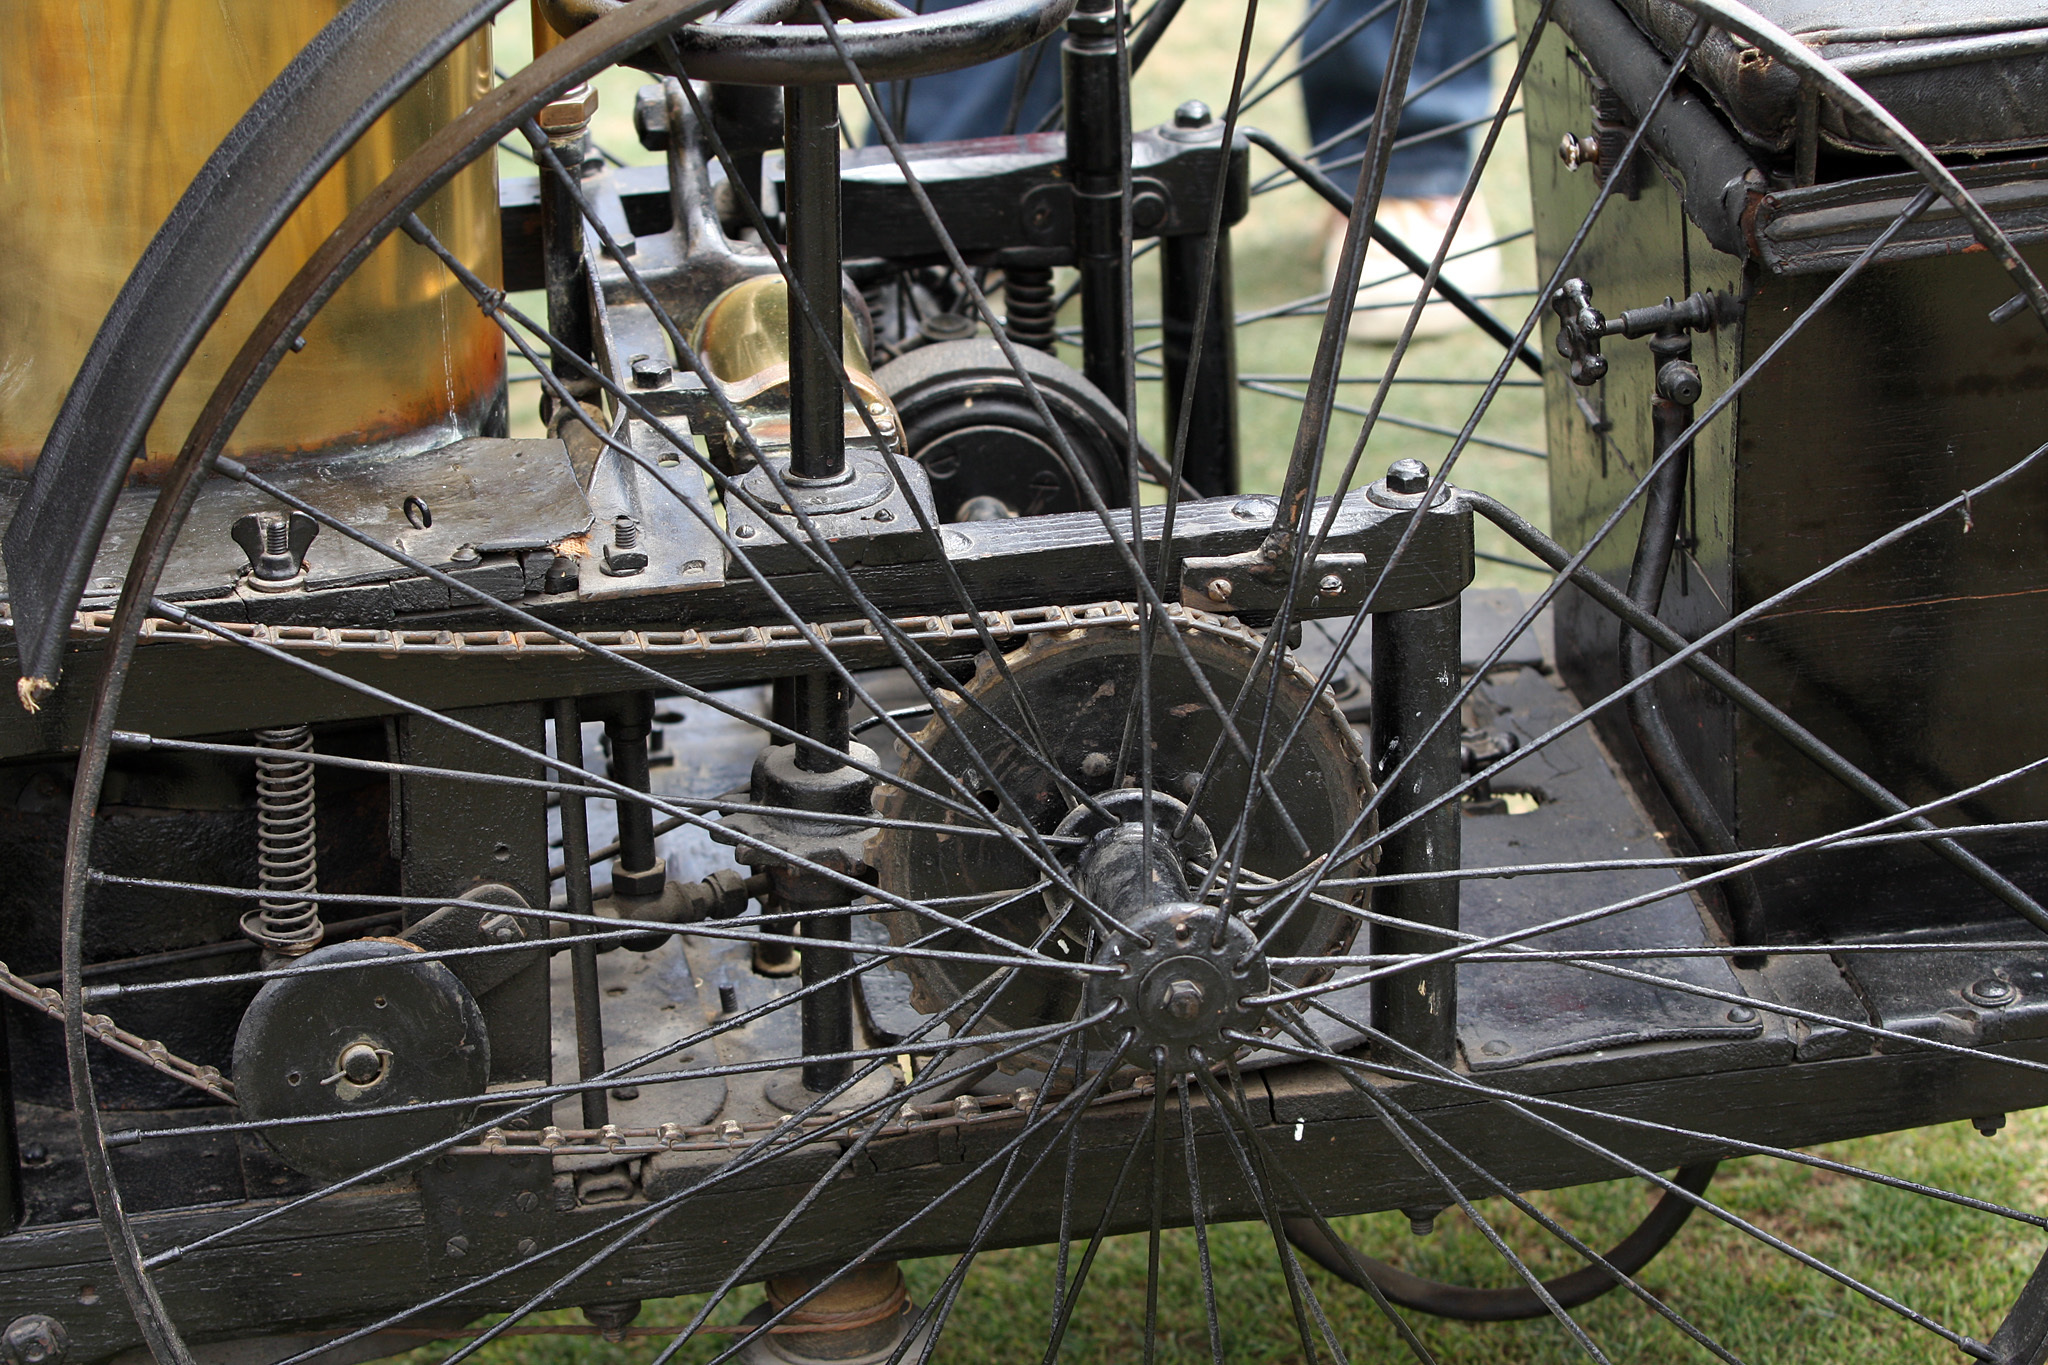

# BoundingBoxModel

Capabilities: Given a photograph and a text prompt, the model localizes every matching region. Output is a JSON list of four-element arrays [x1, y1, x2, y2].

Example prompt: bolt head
[[1161, 979, 1206, 1022], [629, 354, 672, 389], [3, 1317, 67, 1365], [1725, 1005, 1758, 1024], [1970, 978, 2016, 1006], [1318, 573, 1345, 595], [536, 83, 599, 136], [1385, 458, 1431, 495], [1174, 100, 1213, 129]]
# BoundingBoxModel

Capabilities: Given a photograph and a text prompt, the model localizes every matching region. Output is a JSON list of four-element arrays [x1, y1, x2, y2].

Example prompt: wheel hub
[[1088, 901, 1269, 1074]]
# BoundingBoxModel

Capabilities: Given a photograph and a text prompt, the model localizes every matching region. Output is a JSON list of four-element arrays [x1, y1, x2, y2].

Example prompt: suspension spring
[[1003, 266, 1058, 352], [244, 725, 322, 957]]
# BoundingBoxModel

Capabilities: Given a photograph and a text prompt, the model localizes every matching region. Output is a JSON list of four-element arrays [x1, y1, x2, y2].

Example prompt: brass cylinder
[[0, 2, 504, 479]]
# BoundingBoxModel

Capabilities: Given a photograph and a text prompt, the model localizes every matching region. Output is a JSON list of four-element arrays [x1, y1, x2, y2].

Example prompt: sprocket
[[869, 607, 1372, 1068]]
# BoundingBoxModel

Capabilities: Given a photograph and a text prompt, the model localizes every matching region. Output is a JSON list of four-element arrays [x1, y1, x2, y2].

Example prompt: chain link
[[0, 959, 235, 1102]]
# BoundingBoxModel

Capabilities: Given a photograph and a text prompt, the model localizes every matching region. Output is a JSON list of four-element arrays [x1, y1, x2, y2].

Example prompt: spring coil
[[1002, 266, 1057, 352], [246, 725, 322, 956]]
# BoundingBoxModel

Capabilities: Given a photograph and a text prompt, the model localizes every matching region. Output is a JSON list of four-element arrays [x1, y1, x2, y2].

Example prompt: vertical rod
[[791, 672, 850, 774], [1265, 0, 1431, 562], [538, 99, 597, 402], [783, 82, 846, 482], [552, 697, 609, 1128], [798, 892, 855, 1094], [1160, 229, 1241, 497], [1063, 0, 1135, 420], [1369, 592, 1462, 1065], [602, 692, 667, 898]]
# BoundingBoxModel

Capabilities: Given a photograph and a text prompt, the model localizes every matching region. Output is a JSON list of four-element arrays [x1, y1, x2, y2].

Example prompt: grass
[[443, 5, 2043, 1361]]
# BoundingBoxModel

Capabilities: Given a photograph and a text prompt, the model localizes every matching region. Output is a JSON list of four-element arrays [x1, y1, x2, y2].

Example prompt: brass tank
[[0, 1, 504, 478]]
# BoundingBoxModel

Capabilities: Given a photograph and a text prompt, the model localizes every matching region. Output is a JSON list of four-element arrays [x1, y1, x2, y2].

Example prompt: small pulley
[[232, 940, 490, 1181]]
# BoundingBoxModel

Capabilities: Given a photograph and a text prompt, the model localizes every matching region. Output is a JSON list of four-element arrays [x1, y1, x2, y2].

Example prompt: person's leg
[[1299, 0, 1494, 192], [1299, 0, 1501, 340]]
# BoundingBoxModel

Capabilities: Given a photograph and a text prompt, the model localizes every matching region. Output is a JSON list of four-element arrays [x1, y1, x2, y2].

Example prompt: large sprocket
[[869, 607, 1372, 1066]]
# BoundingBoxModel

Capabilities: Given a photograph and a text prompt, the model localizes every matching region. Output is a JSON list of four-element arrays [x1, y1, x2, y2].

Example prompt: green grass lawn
[[451, 5, 2044, 1360]]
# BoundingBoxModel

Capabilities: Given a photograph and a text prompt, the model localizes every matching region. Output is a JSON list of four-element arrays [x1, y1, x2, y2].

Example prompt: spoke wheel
[[10, 0, 2048, 1359]]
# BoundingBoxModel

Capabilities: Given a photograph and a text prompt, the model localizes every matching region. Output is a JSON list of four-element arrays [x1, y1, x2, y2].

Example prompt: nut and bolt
[[629, 354, 672, 389], [1385, 458, 1431, 495], [1205, 577, 1233, 603], [535, 83, 599, 137], [231, 509, 317, 588], [1175, 100, 1213, 129], [1558, 132, 1600, 170], [1161, 979, 1206, 1022], [3, 1316, 68, 1365], [602, 515, 649, 577]]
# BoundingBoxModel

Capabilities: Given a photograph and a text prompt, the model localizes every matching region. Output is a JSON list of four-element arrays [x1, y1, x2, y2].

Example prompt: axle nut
[[2, 1317, 66, 1365], [1161, 979, 1206, 1022]]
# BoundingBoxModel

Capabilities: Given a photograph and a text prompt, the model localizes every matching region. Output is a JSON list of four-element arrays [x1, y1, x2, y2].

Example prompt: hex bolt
[[629, 354, 672, 389], [1318, 573, 1345, 596], [1175, 100, 1213, 129], [601, 515, 649, 577], [1161, 979, 1206, 1022], [1385, 458, 1431, 495], [1974, 1113, 2009, 1137], [3, 1316, 68, 1365]]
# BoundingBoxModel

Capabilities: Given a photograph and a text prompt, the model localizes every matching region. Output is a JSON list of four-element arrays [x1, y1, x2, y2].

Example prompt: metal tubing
[[539, 105, 598, 401], [1062, 0, 1134, 420], [1160, 230, 1240, 497], [783, 81, 845, 481], [1369, 593, 1462, 1064], [602, 692, 663, 892], [1618, 339, 1767, 951], [791, 672, 851, 773], [551, 697, 609, 1128]]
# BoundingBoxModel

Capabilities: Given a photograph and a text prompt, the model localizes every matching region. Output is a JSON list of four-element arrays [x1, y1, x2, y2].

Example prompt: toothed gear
[[869, 606, 1372, 1068]]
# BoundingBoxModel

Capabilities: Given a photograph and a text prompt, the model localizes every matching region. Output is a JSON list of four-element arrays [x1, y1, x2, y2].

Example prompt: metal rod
[[601, 692, 666, 898], [535, 99, 597, 403], [1160, 227, 1240, 497], [553, 697, 609, 1129], [783, 81, 845, 481], [1063, 0, 1134, 422], [1368, 589, 1461, 1064]]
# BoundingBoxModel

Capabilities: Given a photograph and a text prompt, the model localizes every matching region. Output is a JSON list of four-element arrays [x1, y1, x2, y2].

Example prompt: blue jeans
[[1301, 0, 1496, 199], [868, 13, 1064, 144]]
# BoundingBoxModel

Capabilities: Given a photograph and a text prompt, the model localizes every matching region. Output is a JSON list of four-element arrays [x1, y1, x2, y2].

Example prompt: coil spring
[[1002, 266, 1057, 352], [247, 725, 322, 956]]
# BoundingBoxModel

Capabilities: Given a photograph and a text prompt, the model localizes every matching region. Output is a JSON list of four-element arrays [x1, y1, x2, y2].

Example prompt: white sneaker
[[1322, 195, 1503, 343]]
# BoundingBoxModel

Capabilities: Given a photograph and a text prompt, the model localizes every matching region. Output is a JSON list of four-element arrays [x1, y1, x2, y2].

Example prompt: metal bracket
[[1180, 550, 1371, 621]]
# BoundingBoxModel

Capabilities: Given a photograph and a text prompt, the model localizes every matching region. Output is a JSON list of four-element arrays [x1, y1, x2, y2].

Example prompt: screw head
[[1968, 977, 2016, 1007], [1175, 100, 1213, 129], [516, 1237, 538, 1256], [734, 524, 756, 539], [3, 1317, 67, 1365], [1161, 979, 1206, 1022], [1386, 458, 1431, 494], [514, 1189, 541, 1212], [1725, 1005, 1758, 1024], [1205, 577, 1233, 603], [1318, 573, 1345, 596], [445, 1235, 470, 1259]]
